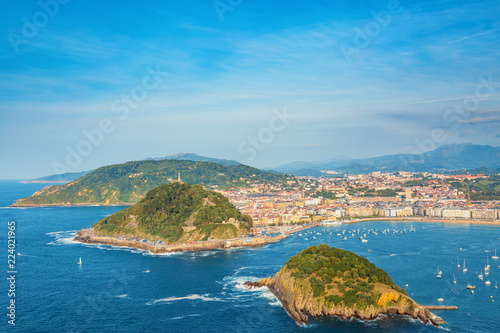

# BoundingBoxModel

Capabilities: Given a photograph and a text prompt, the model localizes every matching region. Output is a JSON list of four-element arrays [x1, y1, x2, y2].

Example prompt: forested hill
[[93, 182, 253, 243], [244, 244, 441, 326], [12, 159, 295, 206]]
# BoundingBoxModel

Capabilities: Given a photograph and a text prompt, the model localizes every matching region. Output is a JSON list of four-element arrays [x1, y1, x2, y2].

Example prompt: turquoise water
[[1, 180, 499, 332]]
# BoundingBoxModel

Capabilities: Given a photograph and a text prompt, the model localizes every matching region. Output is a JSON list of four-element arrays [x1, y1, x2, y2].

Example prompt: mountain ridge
[[12, 159, 295, 207], [274, 143, 500, 175]]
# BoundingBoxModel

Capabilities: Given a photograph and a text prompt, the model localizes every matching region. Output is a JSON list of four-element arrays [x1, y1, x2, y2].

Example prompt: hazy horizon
[[1, 0, 500, 179]]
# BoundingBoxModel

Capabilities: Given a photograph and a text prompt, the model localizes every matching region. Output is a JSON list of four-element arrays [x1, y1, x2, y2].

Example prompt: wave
[[82, 243, 149, 255], [0, 206, 35, 209], [168, 314, 202, 320], [146, 294, 225, 306], [223, 273, 280, 306], [46, 230, 79, 235], [46, 230, 78, 246], [437, 326, 451, 331]]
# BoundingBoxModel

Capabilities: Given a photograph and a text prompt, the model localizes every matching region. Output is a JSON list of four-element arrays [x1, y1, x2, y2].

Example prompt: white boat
[[485, 280, 491, 286], [463, 260, 468, 273], [493, 250, 499, 260], [361, 239, 368, 243], [457, 256, 460, 268], [478, 270, 483, 280], [437, 266, 441, 279], [78, 257, 82, 265], [486, 257, 490, 269], [144, 267, 150, 273], [453, 273, 456, 284], [438, 298, 444, 302], [495, 281, 498, 289]]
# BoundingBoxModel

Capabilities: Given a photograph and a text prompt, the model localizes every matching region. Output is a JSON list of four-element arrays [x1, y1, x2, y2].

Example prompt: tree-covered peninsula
[[13, 159, 295, 206]]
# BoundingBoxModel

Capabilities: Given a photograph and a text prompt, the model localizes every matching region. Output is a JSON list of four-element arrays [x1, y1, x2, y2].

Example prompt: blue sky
[[1, 0, 500, 179]]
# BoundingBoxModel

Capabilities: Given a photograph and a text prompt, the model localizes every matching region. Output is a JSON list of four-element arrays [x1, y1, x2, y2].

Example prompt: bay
[[1, 181, 499, 332]]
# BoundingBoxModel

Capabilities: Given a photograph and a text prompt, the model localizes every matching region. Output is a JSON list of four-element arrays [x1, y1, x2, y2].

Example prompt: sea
[[1, 180, 499, 333]]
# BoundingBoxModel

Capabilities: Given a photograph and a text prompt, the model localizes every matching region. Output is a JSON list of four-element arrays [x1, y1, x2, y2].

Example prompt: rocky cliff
[[245, 244, 443, 326]]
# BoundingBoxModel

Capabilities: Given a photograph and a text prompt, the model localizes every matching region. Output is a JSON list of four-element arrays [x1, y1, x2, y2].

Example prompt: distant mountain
[[13, 159, 295, 206], [20, 171, 92, 184], [146, 153, 241, 166], [274, 143, 500, 176], [274, 155, 351, 172]]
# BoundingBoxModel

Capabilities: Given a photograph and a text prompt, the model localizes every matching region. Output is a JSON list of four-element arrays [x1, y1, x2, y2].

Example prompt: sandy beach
[[74, 217, 500, 254], [343, 217, 500, 226]]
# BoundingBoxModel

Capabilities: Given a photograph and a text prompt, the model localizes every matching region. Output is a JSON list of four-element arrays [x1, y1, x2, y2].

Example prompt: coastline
[[73, 217, 500, 254], [341, 217, 500, 226], [74, 224, 315, 254]]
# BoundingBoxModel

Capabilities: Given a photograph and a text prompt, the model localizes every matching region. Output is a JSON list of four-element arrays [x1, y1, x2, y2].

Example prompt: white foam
[[227, 275, 279, 305], [146, 294, 225, 305], [438, 326, 451, 331], [46, 230, 79, 246], [46, 230, 78, 235], [168, 314, 201, 320]]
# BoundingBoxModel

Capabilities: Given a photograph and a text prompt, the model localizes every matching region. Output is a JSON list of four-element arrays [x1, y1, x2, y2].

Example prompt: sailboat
[[478, 270, 483, 280], [485, 280, 491, 286], [453, 273, 456, 284], [437, 266, 442, 279], [144, 267, 150, 273], [486, 256, 490, 269], [457, 256, 460, 268], [493, 249, 499, 260], [463, 260, 468, 273], [496, 281, 498, 289], [78, 257, 82, 265]]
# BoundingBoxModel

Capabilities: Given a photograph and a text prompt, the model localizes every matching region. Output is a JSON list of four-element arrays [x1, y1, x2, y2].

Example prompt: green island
[[12, 159, 295, 206], [245, 244, 444, 326], [82, 182, 252, 244]]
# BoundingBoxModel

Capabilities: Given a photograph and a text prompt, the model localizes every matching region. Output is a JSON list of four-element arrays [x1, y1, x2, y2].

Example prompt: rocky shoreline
[[244, 270, 445, 327], [73, 225, 313, 254]]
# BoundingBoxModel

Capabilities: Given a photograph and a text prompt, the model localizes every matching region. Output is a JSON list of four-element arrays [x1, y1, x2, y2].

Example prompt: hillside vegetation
[[284, 244, 407, 309], [93, 182, 252, 243], [245, 244, 440, 326], [448, 175, 500, 200], [13, 159, 295, 206]]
